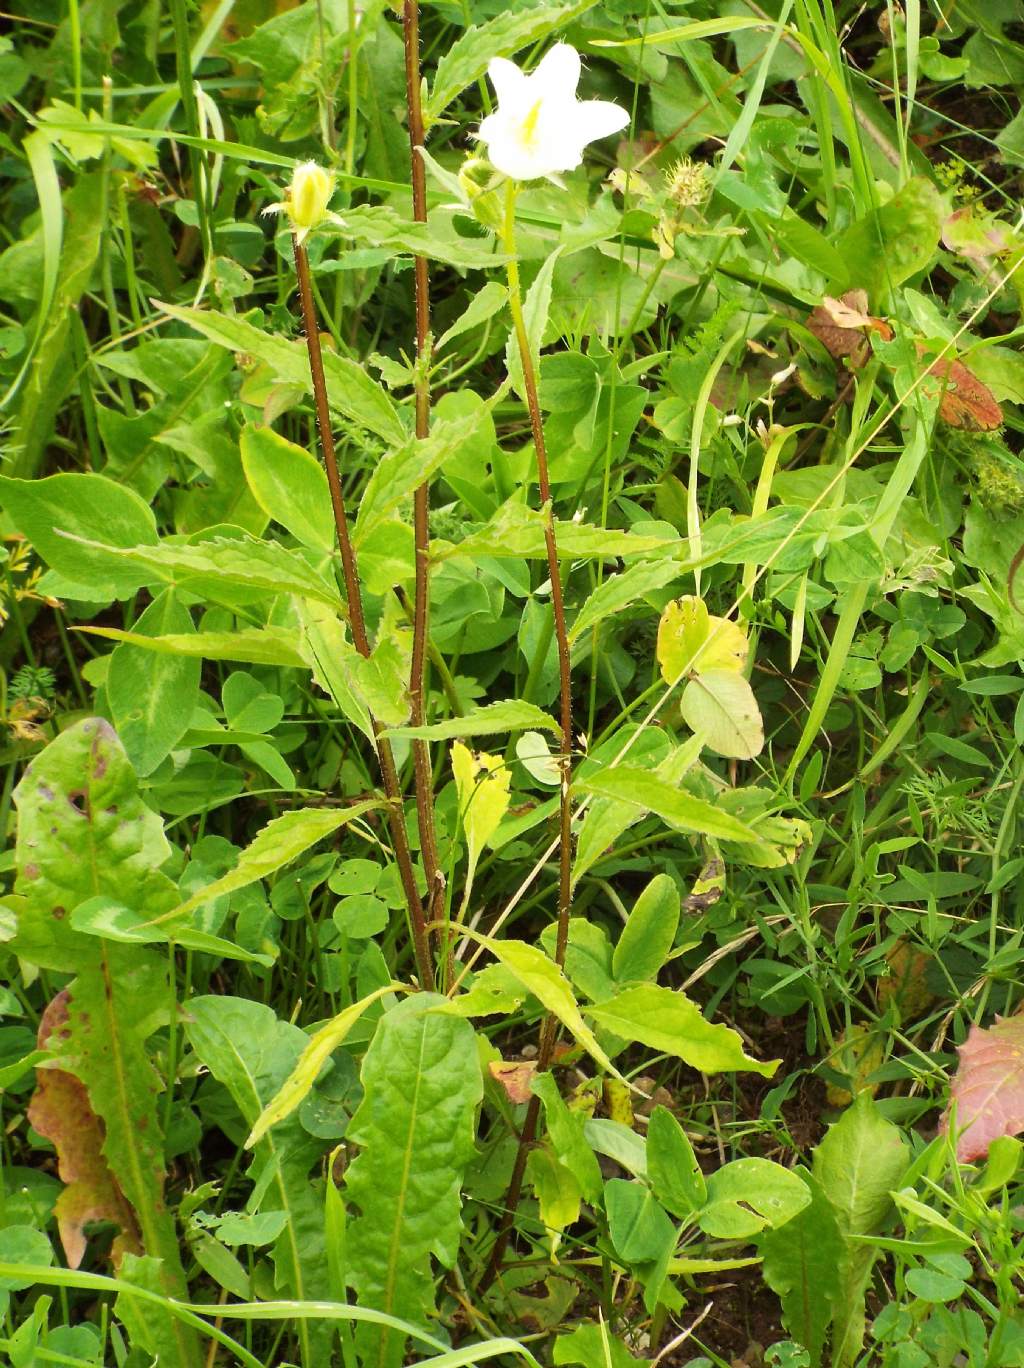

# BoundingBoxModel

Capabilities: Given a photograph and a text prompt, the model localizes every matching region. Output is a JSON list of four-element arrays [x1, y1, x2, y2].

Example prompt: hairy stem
[[479, 181, 574, 1293], [293, 235, 433, 990], [402, 0, 444, 942]]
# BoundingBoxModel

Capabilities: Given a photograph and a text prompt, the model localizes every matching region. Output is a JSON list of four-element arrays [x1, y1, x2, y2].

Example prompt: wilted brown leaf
[[807, 290, 894, 370], [28, 991, 142, 1268], [488, 1058, 537, 1105], [943, 1015, 1024, 1162]]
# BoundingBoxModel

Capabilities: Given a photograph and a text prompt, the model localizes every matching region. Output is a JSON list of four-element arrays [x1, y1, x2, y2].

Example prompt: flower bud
[[290, 161, 335, 233], [457, 157, 505, 231], [264, 160, 343, 244]]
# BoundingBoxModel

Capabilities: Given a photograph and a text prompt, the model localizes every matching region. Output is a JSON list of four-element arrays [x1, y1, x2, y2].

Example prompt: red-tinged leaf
[[916, 349, 1003, 431], [489, 1059, 538, 1105], [943, 1016, 1024, 1161], [28, 991, 142, 1269]]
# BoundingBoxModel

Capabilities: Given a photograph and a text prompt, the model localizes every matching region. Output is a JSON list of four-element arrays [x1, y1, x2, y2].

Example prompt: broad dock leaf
[[345, 996, 483, 1367]]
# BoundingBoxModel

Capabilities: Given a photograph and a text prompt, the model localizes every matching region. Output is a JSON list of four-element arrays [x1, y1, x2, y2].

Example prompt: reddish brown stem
[[401, 0, 443, 939], [293, 234, 433, 990]]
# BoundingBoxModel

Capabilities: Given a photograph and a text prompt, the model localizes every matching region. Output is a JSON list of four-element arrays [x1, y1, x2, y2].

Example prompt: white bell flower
[[477, 44, 629, 182]]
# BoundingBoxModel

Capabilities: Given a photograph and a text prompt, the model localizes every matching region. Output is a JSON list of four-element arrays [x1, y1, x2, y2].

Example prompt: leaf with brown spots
[[28, 990, 142, 1269], [944, 1015, 1024, 1161]]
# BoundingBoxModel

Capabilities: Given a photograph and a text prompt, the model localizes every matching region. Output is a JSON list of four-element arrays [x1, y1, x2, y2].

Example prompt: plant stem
[[479, 180, 575, 1293], [401, 0, 444, 935], [292, 234, 433, 990]]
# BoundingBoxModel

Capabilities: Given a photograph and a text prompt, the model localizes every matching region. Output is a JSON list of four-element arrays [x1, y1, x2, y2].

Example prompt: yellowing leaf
[[246, 984, 402, 1146], [476, 935, 623, 1080], [657, 596, 748, 684], [453, 741, 512, 913], [681, 669, 764, 759]]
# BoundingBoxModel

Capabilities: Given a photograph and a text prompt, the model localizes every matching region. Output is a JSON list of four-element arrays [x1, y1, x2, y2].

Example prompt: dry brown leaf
[[488, 1059, 537, 1106], [807, 290, 894, 370], [28, 991, 142, 1269]]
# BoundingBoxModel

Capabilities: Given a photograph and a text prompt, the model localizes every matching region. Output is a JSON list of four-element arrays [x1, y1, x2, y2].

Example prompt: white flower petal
[[484, 125, 551, 181], [487, 56, 527, 105], [570, 97, 630, 145], [533, 43, 581, 99]]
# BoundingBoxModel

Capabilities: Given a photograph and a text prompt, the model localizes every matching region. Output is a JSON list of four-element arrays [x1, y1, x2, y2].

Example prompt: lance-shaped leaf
[[344, 995, 483, 1367], [944, 1016, 1024, 1161], [452, 741, 511, 915], [587, 984, 779, 1077], [66, 532, 341, 609], [247, 984, 404, 1146], [425, 1, 600, 125], [163, 803, 380, 922], [28, 990, 142, 1270], [185, 997, 331, 1365]]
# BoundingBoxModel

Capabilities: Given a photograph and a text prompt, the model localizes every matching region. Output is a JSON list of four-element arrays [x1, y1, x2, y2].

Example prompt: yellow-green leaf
[[657, 596, 749, 683], [453, 742, 512, 912], [681, 670, 764, 759], [246, 984, 403, 1146]]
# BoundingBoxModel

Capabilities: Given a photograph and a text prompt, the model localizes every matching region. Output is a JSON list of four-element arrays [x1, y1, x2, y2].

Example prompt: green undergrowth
[[2, 0, 1024, 1365]]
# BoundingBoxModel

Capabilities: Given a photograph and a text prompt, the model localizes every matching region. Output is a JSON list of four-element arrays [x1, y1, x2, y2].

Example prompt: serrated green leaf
[[570, 559, 683, 643], [587, 984, 778, 1077], [576, 766, 762, 843], [387, 699, 558, 740], [424, 2, 600, 125], [299, 601, 375, 741], [339, 205, 507, 270], [81, 625, 309, 668], [67, 533, 341, 609], [159, 304, 407, 446], [165, 804, 379, 922], [354, 410, 483, 546], [436, 281, 508, 352], [438, 501, 678, 562], [345, 995, 483, 1366]]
